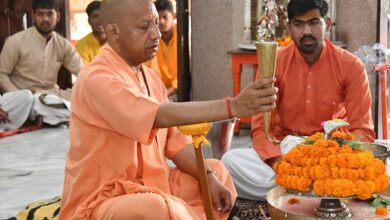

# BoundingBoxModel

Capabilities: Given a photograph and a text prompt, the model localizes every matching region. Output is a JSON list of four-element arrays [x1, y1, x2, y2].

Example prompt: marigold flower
[[319, 157, 328, 166], [372, 159, 386, 176], [297, 177, 312, 192], [357, 151, 374, 168], [313, 180, 325, 196], [315, 166, 330, 180], [328, 155, 337, 168], [332, 179, 346, 197], [375, 207, 389, 216], [327, 139, 339, 148], [374, 174, 389, 192], [338, 167, 348, 179], [338, 145, 353, 154], [324, 178, 334, 196], [275, 130, 388, 199], [331, 131, 346, 139], [363, 166, 376, 180], [336, 154, 348, 168], [331, 167, 339, 179], [294, 167, 303, 176], [307, 132, 324, 141], [346, 169, 359, 181], [345, 133, 354, 140], [345, 154, 360, 169], [302, 166, 311, 178], [273, 161, 281, 173], [314, 139, 328, 148]]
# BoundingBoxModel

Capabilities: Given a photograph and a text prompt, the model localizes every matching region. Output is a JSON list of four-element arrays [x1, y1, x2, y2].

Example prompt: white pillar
[[243, 0, 252, 44]]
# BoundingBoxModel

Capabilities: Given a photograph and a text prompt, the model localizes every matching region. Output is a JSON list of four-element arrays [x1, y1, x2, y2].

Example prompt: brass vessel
[[255, 41, 280, 144]]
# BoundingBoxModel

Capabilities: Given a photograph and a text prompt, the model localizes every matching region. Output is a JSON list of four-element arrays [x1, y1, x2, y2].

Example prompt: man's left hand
[[208, 174, 232, 213]]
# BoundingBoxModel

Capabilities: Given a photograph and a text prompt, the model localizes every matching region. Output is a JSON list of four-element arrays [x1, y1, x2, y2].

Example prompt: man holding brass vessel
[[222, 0, 375, 200], [59, 0, 279, 219]]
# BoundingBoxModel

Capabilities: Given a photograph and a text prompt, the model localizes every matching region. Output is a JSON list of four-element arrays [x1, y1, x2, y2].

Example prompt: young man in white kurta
[[0, 0, 83, 127]]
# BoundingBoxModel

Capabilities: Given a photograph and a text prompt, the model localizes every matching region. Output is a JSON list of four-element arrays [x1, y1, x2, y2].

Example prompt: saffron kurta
[[144, 24, 178, 89], [59, 45, 236, 220], [252, 39, 375, 161], [75, 32, 102, 65]]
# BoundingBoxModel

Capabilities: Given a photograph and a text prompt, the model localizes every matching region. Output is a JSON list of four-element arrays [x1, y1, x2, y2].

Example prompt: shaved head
[[100, 0, 124, 25], [100, 0, 160, 66], [101, 0, 153, 25]]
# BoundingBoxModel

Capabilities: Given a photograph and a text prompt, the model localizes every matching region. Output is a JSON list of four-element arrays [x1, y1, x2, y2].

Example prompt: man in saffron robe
[[222, 0, 375, 200], [59, 0, 278, 219]]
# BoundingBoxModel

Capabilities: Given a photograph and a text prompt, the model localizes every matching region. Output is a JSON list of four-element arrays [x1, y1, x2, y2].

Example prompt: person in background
[[222, 0, 375, 201], [144, 0, 178, 99], [0, 0, 83, 128], [0, 90, 34, 132], [76, 1, 107, 65], [59, 0, 278, 219]]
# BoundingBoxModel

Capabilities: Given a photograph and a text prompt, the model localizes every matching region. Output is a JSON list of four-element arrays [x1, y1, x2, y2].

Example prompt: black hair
[[287, 0, 329, 22], [32, 0, 58, 11], [86, 1, 101, 17], [154, 0, 173, 13]]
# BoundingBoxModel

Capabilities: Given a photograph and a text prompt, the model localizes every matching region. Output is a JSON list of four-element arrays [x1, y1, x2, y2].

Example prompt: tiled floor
[[0, 127, 69, 219]]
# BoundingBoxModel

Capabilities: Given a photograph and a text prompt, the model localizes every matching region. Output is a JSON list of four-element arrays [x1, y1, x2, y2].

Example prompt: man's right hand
[[0, 106, 9, 123], [230, 77, 277, 117]]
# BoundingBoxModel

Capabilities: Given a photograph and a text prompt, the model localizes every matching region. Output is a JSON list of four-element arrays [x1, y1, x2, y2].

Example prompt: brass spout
[[255, 41, 281, 145]]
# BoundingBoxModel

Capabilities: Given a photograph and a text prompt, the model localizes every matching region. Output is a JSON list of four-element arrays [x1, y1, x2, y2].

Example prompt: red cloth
[[251, 39, 375, 161], [0, 124, 42, 138]]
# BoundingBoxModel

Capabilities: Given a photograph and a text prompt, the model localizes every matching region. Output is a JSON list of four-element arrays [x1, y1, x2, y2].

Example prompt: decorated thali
[[266, 119, 390, 219]]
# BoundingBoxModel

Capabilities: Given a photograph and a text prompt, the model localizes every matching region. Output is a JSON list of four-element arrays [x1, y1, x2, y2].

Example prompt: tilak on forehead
[[294, 9, 323, 21]]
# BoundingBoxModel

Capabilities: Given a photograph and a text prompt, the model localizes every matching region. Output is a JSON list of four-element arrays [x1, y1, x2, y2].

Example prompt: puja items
[[274, 131, 388, 199], [268, 119, 390, 219], [178, 123, 215, 220]]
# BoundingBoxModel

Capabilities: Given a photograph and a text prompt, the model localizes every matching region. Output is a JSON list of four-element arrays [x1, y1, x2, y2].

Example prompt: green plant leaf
[[370, 196, 390, 208]]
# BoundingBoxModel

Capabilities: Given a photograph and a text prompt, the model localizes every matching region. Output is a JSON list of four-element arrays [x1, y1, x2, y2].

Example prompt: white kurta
[[221, 136, 304, 200], [0, 90, 34, 132]]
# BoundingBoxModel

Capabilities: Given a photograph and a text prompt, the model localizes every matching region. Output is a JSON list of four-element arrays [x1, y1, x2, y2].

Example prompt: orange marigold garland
[[274, 130, 389, 199]]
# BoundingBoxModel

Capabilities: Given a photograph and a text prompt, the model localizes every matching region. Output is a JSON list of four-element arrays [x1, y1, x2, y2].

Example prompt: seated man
[[75, 1, 107, 65], [222, 0, 375, 201], [144, 0, 178, 99], [0, 0, 83, 127], [59, 0, 278, 219], [0, 90, 34, 132]]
